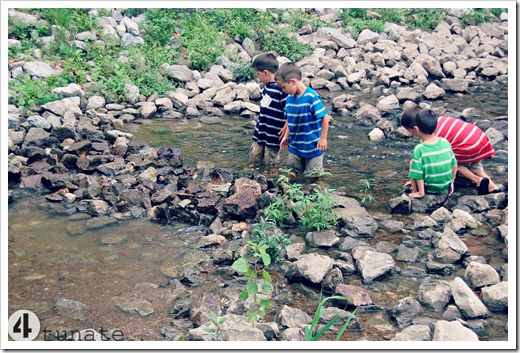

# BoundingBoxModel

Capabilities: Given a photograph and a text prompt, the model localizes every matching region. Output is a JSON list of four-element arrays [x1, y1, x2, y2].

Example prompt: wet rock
[[305, 229, 340, 248], [321, 267, 343, 294], [375, 241, 398, 254], [85, 216, 118, 230], [335, 284, 373, 307], [386, 297, 423, 329], [417, 278, 452, 312], [189, 292, 220, 327], [115, 298, 154, 317], [432, 228, 468, 263], [286, 253, 333, 285], [432, 320, 479, 341], [336, 206, 378, 238], [353, 248, 395, 282], [450, 277, 489, 319], [396, 244, 421, 263], [411, 215, 438, 230], [41, 173, 71, 191], [98, 233, 128, 245], [221, 189, 258, 221], [481, 281, 508, 312], [52, 298, 88, 321], [464, 261, 500, 289], [77, 199, 109, 216], [275, 305, 312, 329], [390, 324, 431, 341], [388, 194, 411, 214], [426, 261, 456, 275], [442, 304, 462, 320]]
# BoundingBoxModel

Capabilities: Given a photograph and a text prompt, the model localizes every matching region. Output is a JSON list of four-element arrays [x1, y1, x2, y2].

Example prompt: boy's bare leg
[[457, 167, 498, 192], [410, 178, 418, 193]]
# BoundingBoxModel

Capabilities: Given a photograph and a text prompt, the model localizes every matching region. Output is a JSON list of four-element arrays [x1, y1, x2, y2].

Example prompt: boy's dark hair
[[416, 109, 438, 134], [275, 62, 302, 83], [252, 53, 279, 73], [400, 106, 421, 129]]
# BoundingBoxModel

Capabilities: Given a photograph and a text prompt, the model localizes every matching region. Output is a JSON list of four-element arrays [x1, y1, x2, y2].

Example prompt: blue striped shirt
[[253, 82, 287, 148], [286, 87, 327, 158]]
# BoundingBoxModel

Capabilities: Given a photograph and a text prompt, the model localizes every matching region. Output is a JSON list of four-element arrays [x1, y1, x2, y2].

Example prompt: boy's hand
[[318, 137, 327, 151], [278, 124, 288, 140], [280, 136, 289, 150]]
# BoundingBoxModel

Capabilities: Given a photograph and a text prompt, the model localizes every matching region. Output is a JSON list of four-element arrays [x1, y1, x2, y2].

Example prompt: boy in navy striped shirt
[[276, 62, 333, 181], [250, 53, 288, 174]]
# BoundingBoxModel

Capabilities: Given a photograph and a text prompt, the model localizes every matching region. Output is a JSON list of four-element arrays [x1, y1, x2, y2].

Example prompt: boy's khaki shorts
[[250, 142, 280, 166], [287, 152, 323, 175], [458, 161, 484, 174]]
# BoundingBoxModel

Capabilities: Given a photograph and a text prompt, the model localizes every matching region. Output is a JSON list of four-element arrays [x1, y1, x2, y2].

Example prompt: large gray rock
[[336, 207, 378, 238], [305, 230, 340, 248], [450, 277, 490, 319], [286, 253, 334, 285], [275, 305, 312, 329], [391, 325, 431, 341], [417, 278, 452, 312], [464, 261, 500, 289], [481, 281, 508, 312], [432, 320, 479, 341], [353, 248, 395, 281], [23, 61, 56, 78], [386, 297, 423, 329]]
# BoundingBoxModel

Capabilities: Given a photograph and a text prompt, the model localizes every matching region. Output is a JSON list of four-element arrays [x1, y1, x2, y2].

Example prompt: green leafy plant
[[229, 61, 256, 83], [204, 311, 228, 341], [249, 217, 291, 263], [359, 178, 377, 205], [265, 170, 337, 231], [8, 74, 61, 110], [304, 295, 357, 341], [231, 241, 273, 325]]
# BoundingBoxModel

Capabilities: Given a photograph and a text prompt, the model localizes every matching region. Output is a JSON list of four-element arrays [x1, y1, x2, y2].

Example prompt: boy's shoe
[[476, 178, 490, 195]]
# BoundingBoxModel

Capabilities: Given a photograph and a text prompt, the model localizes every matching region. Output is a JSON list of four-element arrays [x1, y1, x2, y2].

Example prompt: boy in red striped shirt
[[401, 107, 502, 195]]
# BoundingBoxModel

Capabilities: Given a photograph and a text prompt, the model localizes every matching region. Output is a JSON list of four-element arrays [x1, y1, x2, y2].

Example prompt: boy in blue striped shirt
[[250, 53, 288, 173], [276, 62, 333, 181]]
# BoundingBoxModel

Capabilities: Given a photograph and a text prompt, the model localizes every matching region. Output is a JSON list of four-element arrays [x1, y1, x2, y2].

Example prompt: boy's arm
[[280, 121, 289, 150], [317, 114, 332, 151], [449, 163, 457, 196]]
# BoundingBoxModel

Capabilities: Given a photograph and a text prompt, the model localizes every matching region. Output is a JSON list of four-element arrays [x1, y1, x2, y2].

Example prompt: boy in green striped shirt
[[406, 109, 457, 199]]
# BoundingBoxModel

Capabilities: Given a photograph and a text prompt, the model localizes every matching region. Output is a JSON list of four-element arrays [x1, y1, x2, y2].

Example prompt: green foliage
[[460, 9, 494, 27], [304, 295, 357, 341], [204, 311, 228, 341], [249, 217, 291, 263], [491, 8, 508, 17], [229, 61, 256, 83], [258, 25, 313, 63], [231, 241, 273, 325], [265, 170, 338, 231], [286, 9, 327, 32], [402, 8, 445, 31], [359, 178, 377, 205], [8, 74, 61, 110]]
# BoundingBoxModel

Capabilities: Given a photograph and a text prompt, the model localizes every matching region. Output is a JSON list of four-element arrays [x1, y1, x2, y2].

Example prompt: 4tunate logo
[[8, 310, 41, 341]]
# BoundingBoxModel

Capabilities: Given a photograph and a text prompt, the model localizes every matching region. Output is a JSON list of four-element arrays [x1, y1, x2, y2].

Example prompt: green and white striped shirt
[[408, 137, 456, 193]]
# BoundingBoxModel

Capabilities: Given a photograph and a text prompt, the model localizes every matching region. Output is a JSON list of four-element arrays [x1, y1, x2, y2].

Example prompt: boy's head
[[401, 107, 438, 136], [275, 62, 302, 95], [252, 53, 279, 84], [415, 109, 438, 135]]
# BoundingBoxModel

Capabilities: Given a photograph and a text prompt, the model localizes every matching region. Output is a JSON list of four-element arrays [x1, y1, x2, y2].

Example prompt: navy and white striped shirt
[[286, 87, 327, 159], [253, 82, 287, 149]]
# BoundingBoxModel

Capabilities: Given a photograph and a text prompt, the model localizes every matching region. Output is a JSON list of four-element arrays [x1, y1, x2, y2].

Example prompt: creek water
[[7, 83, 509, 341]]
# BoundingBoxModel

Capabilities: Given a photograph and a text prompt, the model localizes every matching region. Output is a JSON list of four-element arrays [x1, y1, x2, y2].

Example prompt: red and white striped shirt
[[435, 116, 496, 164]]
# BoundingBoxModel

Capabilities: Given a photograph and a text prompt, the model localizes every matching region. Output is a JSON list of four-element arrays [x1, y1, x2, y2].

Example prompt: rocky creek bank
[[7, 8, 509, 341]]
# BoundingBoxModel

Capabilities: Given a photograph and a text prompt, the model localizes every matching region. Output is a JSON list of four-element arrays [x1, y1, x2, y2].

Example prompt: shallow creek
[[8, 83, 509, 341]]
